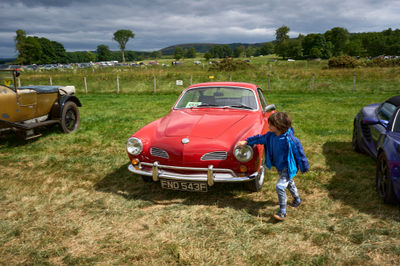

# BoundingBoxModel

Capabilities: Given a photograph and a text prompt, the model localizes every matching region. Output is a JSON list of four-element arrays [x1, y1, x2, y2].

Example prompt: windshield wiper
[[197, 103, 219, 107], [226, 104, 253, 110]]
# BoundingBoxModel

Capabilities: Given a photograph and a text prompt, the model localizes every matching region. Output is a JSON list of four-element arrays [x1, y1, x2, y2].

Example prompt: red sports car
[[126, 82, 276, 192]]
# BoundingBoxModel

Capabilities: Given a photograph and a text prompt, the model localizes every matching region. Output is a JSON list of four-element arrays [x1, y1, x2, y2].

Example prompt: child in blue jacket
[[237, 112, 309, 221]]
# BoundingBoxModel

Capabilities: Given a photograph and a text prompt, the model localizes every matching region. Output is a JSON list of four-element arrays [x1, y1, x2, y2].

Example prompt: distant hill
[[0, 58, 16, 64], [160, 42, 269, 55]]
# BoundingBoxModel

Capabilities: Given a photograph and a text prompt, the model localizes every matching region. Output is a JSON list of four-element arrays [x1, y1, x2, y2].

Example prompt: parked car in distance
[[126, 82, 276, 192], [352, 95, 400, 203], [0, 69, 82, 139]]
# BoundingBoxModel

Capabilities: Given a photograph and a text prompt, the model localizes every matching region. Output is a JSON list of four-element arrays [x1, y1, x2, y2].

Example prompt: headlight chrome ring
[[127, 137, 143, 155], [234, 144, 254, 162]]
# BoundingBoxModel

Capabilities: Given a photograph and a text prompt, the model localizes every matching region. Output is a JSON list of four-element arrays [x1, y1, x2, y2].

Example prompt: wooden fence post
[[116, 75, 120, 94], [312, 73, 315, 90], [229, 74, 232, 81], [267, 74, 270, 90], [190, 75, 192, 85], [49, 77, 52, 85], [353, 73, 356, 91], [153, 76, 156, 93], [17, 77, 21, 87], [83, 77, 87, 94]]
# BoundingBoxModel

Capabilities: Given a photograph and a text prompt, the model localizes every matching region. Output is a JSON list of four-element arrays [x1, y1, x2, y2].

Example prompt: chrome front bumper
[[128, 161, 262, 186]]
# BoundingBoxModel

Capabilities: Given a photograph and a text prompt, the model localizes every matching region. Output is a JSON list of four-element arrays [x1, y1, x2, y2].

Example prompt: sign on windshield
[[0, 70, 16, 89]]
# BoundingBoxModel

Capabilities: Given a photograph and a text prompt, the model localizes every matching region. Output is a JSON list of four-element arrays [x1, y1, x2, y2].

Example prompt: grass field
[[1, 63, 400, 265]]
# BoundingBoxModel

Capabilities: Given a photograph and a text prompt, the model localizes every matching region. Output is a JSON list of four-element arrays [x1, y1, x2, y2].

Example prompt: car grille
[[361, 123, 372, 141], [201, 151, 227, 161], [150, 147, 169, 159]]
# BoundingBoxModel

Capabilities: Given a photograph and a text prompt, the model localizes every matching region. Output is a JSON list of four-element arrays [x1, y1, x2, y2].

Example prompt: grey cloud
[[1, 0, 400, 57]]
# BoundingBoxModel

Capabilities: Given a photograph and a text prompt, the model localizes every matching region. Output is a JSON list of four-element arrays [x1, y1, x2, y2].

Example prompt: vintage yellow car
[[0, 69, 81, 139]]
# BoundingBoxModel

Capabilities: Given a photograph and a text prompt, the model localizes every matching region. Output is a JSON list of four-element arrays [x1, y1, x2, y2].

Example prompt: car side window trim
[[391, 108, 400, 133], [257, 88, 267, 110]]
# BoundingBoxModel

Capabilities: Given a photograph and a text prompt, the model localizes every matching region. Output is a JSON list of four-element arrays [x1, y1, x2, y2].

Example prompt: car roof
[[385, 95, 400, 107], [187, 82, 259, 91]]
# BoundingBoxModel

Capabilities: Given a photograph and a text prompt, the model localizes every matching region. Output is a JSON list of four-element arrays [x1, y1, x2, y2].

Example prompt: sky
[[1, 0, 400, 58]]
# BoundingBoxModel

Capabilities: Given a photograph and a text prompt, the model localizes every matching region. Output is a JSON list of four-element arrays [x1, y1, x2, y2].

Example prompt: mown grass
[[1, 64, 400, 265]]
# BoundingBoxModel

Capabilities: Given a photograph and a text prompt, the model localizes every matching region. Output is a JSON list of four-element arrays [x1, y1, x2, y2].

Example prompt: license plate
[[160, 179, 208, 192]]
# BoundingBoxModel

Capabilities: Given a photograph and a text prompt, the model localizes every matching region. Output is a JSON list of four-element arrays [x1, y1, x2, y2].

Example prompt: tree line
[[204, 26, 400, 60], [13, 26, 400, 65], [273, 25, 400, 60]]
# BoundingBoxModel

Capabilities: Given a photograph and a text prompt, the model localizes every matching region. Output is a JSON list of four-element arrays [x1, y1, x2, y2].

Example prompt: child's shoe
[[273, 211, 286, 221], [290, 199, 301, 208]]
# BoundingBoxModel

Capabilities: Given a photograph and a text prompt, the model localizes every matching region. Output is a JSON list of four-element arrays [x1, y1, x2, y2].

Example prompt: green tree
[[15, 29, 27, 64], [125, 50, 137, 61], [185, 47, 196, 58], [245, 46, 256, 57], [23, 37, 42, 64], [345, 40, 362, 56], [96, 44, 112, 61], [259, 42, 274, 55], [287, 38, 303, 59], [150, 51, 162, 59], [113, 29, 135, 62], [275, 25, 290, 43], [204, 52, 212, 61], [276, 40, 290, 59], [223, 45, 233, 57], [275, 25, 291, 59], [309, 47, 322, 58], [52, 41, 67, 63], [302, 34, 325, 57], [324, 27, 350, 56], [85, 52, 96, 62], [174, 47, 183, 60], [37, 37, 57, 64], [233, 46, 244, 58]]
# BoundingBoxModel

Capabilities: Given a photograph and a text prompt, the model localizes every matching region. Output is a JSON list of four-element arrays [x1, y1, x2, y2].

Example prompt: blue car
[[352, 95, 400, 204]]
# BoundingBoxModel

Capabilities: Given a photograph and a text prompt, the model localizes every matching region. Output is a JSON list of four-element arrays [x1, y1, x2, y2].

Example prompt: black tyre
[[61, 101, 80, 133], [245, 152, 265, 192], [352, 121, 362, 153], [141, 175, 153, 182], [376, 153, 397, 204]]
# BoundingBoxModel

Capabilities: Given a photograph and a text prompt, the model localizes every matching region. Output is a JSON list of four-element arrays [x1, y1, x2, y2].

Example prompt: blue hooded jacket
[[246, 128, 309, 179]]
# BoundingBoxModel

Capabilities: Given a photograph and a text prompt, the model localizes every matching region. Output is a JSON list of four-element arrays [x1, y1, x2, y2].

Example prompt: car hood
[[158, 109, 250, 139]]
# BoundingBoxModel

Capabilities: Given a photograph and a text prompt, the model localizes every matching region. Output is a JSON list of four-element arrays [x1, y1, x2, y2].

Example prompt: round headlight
[[234, 144, 254, 162], [127, 137, 143, 155]]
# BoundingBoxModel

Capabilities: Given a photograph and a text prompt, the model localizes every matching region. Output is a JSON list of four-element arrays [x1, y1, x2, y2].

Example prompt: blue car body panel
[[353, 95, 400, 202], [380, 131, 400, 200]]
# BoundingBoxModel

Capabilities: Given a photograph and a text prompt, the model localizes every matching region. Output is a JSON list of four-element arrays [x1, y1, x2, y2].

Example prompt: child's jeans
[[276, 168, 300, 214]]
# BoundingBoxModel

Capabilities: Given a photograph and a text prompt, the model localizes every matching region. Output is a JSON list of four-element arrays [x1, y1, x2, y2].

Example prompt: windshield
[[175, 86, 258, 110], [0, 70, 16, 89]]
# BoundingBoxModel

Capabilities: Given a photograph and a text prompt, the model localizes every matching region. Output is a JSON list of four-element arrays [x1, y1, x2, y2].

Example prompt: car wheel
[[376, 153, 397, 204], [61, 101, 80, 133], [141, 175, 153, 182], [352, 121, 362, 153], [245, 152, 265, 192]]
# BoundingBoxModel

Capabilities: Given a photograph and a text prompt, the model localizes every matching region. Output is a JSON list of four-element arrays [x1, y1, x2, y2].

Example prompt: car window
[[175, 87, 258, 110], [393, 110, 400, 133], [257, 88, 267, 110], [378, 102, 396, 121]]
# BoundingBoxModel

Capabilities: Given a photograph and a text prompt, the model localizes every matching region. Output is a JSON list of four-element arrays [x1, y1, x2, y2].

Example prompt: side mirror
[[264, 104, 276, 112], [362, 117, 379, 125]]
